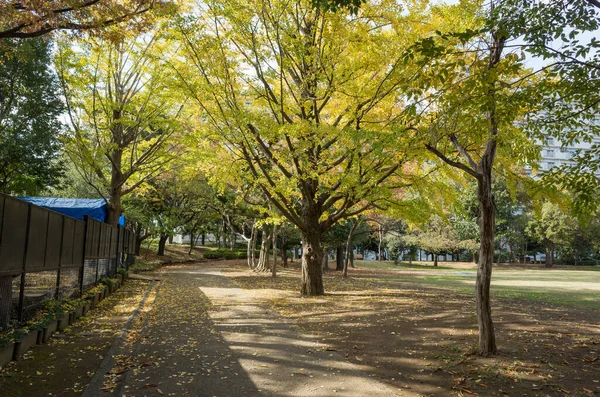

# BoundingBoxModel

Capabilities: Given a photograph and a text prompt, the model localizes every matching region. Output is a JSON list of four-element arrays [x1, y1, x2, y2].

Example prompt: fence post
[[0, 196, 11, 329], [115, 226, 121, 273], [55, 215, 65, 300], [79, 215, 89, 296], [95, 222, 100, 284], [18, 203, 32, 322]]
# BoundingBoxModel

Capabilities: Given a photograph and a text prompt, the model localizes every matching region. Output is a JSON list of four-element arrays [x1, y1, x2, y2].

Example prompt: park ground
[[0, 254, 598, 396]]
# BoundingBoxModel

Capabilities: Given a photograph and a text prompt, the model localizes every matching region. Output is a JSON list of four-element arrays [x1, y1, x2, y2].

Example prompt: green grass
[[353, 260, 600, 309], [354, 260, 460, 271]]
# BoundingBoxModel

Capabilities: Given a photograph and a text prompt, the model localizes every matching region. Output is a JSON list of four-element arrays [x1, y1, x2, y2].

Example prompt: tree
[[405, 0, 543, 354], [412, 215, 460, 267], [57, 30, 185, 225], [177, 0, 430, 295], [526, 202, 576, 267], [0, 39, 64, 194], [0, 0, 168, 39], [494, 0, 600, 216]]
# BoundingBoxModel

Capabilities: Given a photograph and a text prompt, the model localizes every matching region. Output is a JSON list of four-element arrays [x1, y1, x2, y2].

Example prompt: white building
[[525, 134, 600, 176]]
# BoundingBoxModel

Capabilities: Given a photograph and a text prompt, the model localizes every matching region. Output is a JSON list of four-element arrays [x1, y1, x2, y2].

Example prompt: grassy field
[[353, 260, 600, 308]]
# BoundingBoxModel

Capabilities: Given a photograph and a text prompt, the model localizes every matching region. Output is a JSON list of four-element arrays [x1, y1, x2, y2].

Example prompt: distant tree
[[412, 215, 460, 267], [0, 39, 64, 194], [526, 202, 576, 267]]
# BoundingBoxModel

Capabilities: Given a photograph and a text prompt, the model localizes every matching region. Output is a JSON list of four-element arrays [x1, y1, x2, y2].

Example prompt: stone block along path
[[94, 264, 400, 397]]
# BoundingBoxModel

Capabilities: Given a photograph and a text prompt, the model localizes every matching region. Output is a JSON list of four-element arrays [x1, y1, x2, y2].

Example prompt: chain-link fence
[[0, 194, 136, 329]]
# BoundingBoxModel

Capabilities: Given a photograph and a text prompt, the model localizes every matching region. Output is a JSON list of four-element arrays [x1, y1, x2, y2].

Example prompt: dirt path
[[114, 264, 399, 397]]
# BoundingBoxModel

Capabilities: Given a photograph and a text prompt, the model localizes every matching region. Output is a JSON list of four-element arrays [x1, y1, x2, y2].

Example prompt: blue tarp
[[18, 197, 108, 222]]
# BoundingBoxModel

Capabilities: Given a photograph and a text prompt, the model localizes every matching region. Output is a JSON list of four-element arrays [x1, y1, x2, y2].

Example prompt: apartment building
[[525, 134, 600, 176]]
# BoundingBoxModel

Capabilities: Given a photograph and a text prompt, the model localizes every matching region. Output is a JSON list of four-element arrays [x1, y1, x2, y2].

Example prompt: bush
[[203, 249, 248, 260]]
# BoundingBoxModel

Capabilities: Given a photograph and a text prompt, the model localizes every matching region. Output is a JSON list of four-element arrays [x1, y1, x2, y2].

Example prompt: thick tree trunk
[[336, 246, 344, 271], [256, 225, 271, 272], [134, 236, 143, 256], [476, 167, 497, 356], [157, 234, 169, 256], [322, 248, 329, 272], [545, 245, 553, 268], [433, 254, 438, 267], [301, 229, 324, 296]]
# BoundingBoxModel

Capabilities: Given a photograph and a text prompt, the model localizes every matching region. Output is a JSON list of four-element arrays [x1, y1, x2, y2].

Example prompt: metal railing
[[0, 194, 135, 329]]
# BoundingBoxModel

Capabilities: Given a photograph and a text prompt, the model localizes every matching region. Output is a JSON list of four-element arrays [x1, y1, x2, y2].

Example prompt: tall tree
[[405, 0, 542, 354], [57, 31, 185, 225], [0, 39, 64, 194], [177, 0, 431, 295]]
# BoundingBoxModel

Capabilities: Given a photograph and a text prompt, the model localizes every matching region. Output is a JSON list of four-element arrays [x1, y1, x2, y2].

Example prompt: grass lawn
[[353, 260, 600, 309]]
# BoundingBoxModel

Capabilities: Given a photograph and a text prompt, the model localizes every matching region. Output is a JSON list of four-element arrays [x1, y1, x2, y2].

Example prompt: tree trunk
[[251, 225, 257, 268], [272, 224, 278, 277], [135, 236, 143, 256], [157, 234, 169, 256], [300, 228, 324, 296], [281, 237, 288, 268], [475, 166, 497, 356], [221, 219, 227, 249], [378, 224, 383, 261], [545, 245, 553, 268], [322, 248, 329, 272], [201, 232, 205, 246], [433, 254, 438, 267], [256, 224, 271, 272], [344, 221, 358, 277], [189, 231, 195, 254], [336, 246, 344, 271], [246, 225, 255, 269]]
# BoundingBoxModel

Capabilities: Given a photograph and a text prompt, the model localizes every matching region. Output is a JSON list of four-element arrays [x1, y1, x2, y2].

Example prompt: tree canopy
[[0, 38, 64, 194]]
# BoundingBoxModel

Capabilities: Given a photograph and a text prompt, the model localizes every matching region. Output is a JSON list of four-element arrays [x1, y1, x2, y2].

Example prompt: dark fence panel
[[45, 212, 63, 269], [60, 217, 76, 267], [0, 194, 135, 329], [25, 205, 49, 271], [0, 196, 29, 276]]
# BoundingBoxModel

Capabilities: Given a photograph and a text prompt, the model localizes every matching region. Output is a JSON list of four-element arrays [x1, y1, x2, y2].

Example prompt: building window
[[545, 149, 555, 157], [546, 136, 554, 145], [560, 147, 568, 153], [547, 162, 555, 168]]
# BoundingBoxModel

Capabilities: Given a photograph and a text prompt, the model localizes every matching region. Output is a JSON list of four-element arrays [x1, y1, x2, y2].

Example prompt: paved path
[[118, 265, 398, 397]]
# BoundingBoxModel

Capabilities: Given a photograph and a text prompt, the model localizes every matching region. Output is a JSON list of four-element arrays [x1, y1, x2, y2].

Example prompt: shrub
[[203, 249, 248, 260]]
